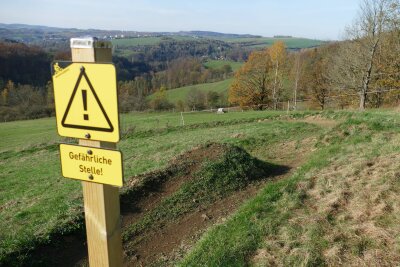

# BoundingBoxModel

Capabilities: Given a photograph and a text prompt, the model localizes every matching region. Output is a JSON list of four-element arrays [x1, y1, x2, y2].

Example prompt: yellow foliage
[[268, 41, 287, 65], [228, 49, 272, 107]]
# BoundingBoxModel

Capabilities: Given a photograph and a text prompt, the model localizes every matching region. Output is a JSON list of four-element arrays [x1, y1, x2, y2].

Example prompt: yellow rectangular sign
[[52, 62, 120, 142], [59, 144, 123, 187]]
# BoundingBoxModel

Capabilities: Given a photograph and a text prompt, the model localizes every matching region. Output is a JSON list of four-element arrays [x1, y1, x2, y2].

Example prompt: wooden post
[[71, 38, 123, 267], [287, 100, 290, 114], [180, 112, 185, 126]]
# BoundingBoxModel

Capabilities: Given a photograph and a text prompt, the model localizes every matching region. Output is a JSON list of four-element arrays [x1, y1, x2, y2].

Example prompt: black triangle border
[[61, 67, 114, 132]]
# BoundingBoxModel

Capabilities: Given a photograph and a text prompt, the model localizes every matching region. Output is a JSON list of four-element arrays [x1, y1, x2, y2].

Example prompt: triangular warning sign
[[61, 67, 114, 132]]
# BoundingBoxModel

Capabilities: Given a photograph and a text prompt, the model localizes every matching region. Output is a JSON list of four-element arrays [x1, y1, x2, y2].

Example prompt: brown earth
[[121, 143, 290, 266], [125, 182, 265, 266]]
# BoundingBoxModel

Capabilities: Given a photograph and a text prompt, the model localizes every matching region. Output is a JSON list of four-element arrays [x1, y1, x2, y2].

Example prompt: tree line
[[229, 0, 400, 111], [118, 58, 233, 112], [0, 39, 236, 121], [115, 37, 249, 64]]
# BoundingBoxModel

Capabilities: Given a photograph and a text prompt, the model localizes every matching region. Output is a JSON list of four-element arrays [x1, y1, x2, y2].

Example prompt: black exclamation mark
[[82, 90, 88, 120]]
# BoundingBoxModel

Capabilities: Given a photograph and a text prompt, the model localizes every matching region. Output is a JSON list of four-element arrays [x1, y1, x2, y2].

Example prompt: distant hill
[[0, 23, 260, 43], [0, 23, 66, 31], [0, 23, 261, 38], [177, 31, 262, 39], [0, 23, 325, 50]]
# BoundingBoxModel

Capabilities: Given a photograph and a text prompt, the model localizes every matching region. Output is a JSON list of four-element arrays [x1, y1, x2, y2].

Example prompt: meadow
[[197, 36, 325, 49], [146, 78, 233, 105], [2, 109, 400, 265], [0, 110, 303, 264], [181, 110, 400, 266], [111, 36, 197, 47], [203, 59, 243, 71]]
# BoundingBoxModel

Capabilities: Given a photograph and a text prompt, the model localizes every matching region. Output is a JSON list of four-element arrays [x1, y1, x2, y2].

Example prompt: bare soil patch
[[127, 182, 264, 266], [294, 115, 339, 128]]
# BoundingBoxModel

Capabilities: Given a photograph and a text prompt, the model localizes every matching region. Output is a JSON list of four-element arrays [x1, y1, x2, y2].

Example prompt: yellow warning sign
[[52, 62, 120, 142], [59, 144, 123, 187]]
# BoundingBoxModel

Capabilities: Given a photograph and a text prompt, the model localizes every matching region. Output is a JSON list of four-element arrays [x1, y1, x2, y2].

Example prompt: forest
[[0, 38, 236, 121]]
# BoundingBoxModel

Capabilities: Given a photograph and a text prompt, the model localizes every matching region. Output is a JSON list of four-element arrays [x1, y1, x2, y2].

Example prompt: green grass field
[[147, 78, 233, 105], [210, 36, 325, 49], [2, 109, 400, 265], [180, 110, 400, 266], [0, 117, 59, 152], [112, 36, 197, 47], [203, 60, 243, 71], [0, 110, 313, 263]]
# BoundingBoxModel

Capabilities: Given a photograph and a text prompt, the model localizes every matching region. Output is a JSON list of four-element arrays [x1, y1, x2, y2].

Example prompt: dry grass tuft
[[253, 134, 400, 266]]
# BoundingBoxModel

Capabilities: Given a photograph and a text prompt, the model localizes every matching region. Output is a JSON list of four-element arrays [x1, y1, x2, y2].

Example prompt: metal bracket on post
[[71, 37, 113, 63]]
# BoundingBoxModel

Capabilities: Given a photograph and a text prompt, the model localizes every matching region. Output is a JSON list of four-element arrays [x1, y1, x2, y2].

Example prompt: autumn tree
[[176, 100, 185, 112], [228, 49, 272, 108], [0, 89, 7, 106], [269, 41, 287, 109], [46, 81, 55, 113], [151, 86, 174, 111], [1, 80, 14, 106], [206, 90, 220, 108], [186, 88, 206, 110], [301, 48, 332, 110]]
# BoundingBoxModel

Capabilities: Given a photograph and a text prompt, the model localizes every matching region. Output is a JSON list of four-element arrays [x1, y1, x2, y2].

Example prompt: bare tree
[[331, 0, 394, 110], [291, 51, 303, 110], [269, 41, 287, 110]]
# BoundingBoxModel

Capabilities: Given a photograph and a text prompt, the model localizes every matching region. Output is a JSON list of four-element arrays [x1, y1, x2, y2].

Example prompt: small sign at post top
[[52, 61, 120, 142], [60, 144, 123, 187]]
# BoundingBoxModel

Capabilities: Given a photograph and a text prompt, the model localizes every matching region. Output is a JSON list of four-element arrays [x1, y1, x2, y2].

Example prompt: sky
[[0, 0, 361, 40]]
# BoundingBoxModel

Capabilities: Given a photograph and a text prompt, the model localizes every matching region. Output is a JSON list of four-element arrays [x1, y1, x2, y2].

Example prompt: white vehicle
[[217, 108, 226, 114]]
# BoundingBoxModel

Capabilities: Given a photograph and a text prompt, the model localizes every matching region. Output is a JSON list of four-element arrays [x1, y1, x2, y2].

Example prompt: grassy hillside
[[111, 36, 197, 47], [204, 60, 243, 71], [0, 110, 315, 264], [148, 78, 233, 105], [181, 111, 400, 266], [211, 36, 325, 49], [0, 117, 59, 152], [2, 109, 400, 265]]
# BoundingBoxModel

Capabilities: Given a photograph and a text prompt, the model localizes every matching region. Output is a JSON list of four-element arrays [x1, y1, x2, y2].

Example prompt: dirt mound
[[121, 143, 284, 266], [120, 143, 229, 229], [24, 143, 287, 267]]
